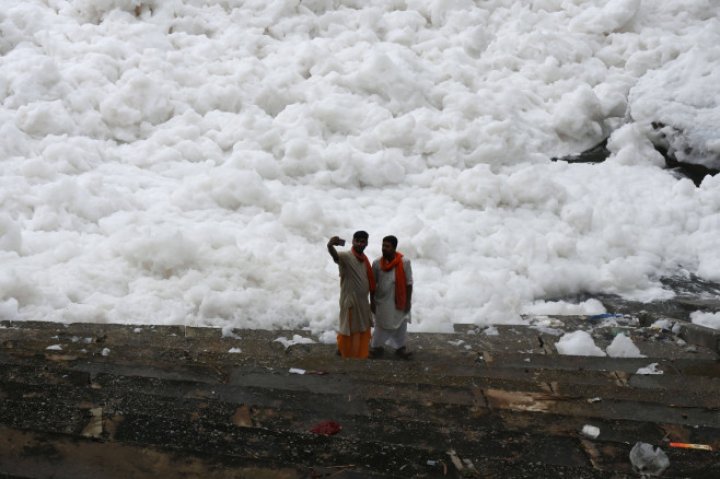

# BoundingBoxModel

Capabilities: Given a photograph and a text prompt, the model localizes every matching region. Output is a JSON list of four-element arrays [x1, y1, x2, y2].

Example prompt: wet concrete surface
[[0, 317, 718, 478]]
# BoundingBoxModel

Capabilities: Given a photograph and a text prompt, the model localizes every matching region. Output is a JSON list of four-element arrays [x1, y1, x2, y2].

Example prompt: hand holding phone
[[328, 236, 346, 247]]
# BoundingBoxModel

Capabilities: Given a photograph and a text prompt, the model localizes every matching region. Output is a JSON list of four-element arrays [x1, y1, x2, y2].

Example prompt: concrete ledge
[[679, 322, 720, 354], [2, 320, 719, 478]]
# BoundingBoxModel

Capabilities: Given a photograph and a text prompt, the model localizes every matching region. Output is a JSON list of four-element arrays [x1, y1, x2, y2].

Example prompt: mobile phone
[[337, 238, 346, 246]]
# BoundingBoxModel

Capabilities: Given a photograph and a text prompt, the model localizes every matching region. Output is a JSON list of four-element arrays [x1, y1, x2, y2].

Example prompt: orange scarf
[[380, 252, 406, 310], [352, 247, 376, 293]]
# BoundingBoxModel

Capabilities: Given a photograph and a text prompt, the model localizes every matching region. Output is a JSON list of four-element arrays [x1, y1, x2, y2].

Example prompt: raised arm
[[327, 236, 343, 264]]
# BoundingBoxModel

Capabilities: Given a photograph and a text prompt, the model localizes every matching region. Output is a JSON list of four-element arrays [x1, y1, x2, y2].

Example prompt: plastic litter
[[669, 442, 713, 451], [589, 313, 623, 321], [581, 425, 600, 439], [629, 442, 670, 477], [636, 363, 664, 375]]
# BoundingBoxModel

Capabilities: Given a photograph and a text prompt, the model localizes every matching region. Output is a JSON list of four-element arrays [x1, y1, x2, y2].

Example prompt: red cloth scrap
[[310, 420, 342, 435]]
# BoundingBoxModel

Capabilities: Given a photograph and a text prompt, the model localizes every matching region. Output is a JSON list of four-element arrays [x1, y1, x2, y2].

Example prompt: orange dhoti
[[334, 250, 374, 358], [336, 309, 371, 359]]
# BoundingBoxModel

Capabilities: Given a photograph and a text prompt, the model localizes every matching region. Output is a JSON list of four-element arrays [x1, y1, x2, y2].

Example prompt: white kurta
[[372, 257, 413, 328], [371, 257, 412, 349]]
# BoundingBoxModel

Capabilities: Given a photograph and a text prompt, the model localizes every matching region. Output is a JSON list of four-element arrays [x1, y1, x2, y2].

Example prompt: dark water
[[561, 274, 720, 323]]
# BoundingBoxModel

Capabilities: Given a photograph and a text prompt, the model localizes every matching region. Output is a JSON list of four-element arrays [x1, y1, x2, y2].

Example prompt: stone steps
[[1, 319, 719, 478]]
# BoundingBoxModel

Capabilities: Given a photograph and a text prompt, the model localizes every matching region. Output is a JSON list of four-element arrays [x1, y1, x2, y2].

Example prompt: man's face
[[352, 236, 368, 253], [381, 240, 395, 258]]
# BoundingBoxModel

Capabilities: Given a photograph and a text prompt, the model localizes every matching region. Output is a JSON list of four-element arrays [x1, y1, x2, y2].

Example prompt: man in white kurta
[[370, 235, 413, 359]]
